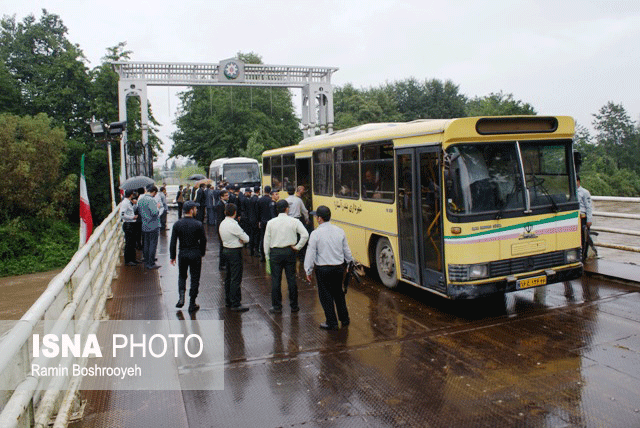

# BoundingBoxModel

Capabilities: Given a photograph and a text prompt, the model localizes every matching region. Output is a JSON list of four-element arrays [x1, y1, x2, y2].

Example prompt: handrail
[[0, 205, 123, 428], [591, 196, 640, 254]]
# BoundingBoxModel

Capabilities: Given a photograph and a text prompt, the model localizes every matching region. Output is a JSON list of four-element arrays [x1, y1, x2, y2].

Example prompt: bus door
[[396, 147, 445, 292], [296, 157, 312, 216]]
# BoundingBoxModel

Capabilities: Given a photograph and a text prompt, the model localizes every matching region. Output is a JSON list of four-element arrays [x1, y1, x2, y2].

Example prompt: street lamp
[[89, 119, 127, 210]]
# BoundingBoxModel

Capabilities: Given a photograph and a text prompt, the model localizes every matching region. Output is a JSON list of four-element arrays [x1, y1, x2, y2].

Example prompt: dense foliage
[[0, 10, 161, 276]]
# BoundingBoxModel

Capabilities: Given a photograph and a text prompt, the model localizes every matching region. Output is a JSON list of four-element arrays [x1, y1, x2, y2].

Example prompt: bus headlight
[[565, 249, 579, 263], [469, 264, 488, 279], [448, 264, 489, 281]]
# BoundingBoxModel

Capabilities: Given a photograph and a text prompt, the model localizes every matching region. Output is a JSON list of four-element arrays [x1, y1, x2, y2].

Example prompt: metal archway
[[112, 59, 338, 180]]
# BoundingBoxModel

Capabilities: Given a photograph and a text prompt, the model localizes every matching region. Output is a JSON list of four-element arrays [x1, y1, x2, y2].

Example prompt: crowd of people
[[119, 181, 354, 330]]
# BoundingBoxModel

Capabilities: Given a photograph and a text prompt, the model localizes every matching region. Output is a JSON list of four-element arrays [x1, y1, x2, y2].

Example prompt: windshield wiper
[[530, 174, 559, 213]]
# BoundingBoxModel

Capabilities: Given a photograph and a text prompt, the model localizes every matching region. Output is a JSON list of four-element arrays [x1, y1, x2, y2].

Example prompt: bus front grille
[[489, 251, 566, 277]]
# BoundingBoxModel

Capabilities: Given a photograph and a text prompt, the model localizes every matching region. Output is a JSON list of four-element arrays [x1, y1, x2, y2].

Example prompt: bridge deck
[[71, 213, 640, 428]]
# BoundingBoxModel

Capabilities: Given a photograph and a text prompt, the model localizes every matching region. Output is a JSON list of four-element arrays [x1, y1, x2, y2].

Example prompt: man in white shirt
[[577, 175, 594, 260], [120, 189, 139, 266], [304, 205, 353, 330], [219, 203, 250, 312], [263, 199, 309, 313]]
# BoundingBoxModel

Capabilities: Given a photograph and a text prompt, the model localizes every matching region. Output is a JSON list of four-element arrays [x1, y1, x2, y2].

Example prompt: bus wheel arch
[[372, 236, 399, 289]]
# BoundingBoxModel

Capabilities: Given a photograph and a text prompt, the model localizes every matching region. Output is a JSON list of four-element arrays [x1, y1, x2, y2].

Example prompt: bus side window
[[271, 155, 282, 190], [361, 142, 394, 203], [335, 145, 359, 199], [313, 149, 333, 196], [282, 154, 296, 190]]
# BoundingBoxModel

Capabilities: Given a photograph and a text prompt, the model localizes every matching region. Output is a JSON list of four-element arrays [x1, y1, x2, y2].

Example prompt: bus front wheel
[[375, 238, 398, 289]]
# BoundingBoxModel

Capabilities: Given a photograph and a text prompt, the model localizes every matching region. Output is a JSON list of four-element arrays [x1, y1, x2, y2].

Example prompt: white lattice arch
[[112, 59, 338, 179]]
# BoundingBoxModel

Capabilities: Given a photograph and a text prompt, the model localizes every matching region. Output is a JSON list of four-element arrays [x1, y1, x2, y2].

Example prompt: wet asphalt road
[[64, 214, 640, 427]]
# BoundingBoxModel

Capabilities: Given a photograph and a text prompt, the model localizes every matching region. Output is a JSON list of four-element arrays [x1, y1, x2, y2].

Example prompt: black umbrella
[[187, 174, 206, 181], [119, 175, 155, 191]]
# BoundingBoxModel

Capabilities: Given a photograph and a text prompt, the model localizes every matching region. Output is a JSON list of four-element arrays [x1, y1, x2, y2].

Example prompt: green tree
[[238, 129, 265, 160], [171, 52, 301, 168], [465, 91, 536, 116], [592, 102, 639, 173], [0, 62, 22, 113], [388, 78, 467, 121], [333, 83, 402, 130], [0, 113, 75, 218], [0, 10, 91, 140]]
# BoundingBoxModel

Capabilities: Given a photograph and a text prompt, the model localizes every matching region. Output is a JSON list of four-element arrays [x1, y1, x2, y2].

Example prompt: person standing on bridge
[[120, 189, 139, 266], [176, 185, 184, 219], [137, 185, 161, 270], [206, 183, 216, 226], [170, 200, 207, 312], [577, 175, 594, 259], [219, 203, 250, 312], [304, 205, 353, 330], [257, 185, 274, 262], [263, 199, 309, 314]]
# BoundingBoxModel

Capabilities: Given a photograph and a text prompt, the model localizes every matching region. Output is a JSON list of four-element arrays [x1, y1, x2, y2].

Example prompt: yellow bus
[[261, 116, 583, 299]]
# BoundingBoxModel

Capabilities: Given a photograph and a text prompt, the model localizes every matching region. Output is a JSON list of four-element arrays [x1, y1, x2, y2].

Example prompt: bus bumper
[[447, 265, 584, 300]]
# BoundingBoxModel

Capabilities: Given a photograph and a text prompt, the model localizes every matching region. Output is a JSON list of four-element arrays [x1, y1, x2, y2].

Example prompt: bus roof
[[209, 157, 259, 168], [263, 116, 575, 156]]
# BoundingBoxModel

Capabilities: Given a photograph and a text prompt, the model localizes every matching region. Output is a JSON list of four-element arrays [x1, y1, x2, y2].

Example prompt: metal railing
[[0, 206, 123, 428], [591, 196, 640, 253]]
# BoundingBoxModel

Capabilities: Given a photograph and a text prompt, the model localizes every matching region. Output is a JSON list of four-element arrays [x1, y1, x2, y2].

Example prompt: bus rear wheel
[[375, 237, 398, 289]]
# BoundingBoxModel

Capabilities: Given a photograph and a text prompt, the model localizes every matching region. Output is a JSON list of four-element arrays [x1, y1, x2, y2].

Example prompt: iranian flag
[[79, 154, 93, 247]]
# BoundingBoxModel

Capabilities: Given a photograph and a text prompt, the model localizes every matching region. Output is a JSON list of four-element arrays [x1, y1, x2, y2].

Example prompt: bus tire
[[375, 237, 398, 289]]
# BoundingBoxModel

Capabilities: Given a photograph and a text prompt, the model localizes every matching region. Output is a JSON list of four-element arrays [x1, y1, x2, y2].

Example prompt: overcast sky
[[4, 0, 640, 165]]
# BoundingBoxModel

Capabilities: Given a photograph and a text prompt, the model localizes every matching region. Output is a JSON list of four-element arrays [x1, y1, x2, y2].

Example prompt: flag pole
[[79, 154, 94, 248]]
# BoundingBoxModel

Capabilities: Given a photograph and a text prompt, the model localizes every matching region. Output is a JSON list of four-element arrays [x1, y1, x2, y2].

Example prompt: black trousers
[[223, 247, 243, 307], [122, 222, 137, 263], [258, 222, 267, 259], [178, 250, 202, 299], [270, 247, 298, 310], [316, 264, 349, 327], [218, 228, 225, 269], [160, 211, 167, 230], [135, 222, 143, 249], [249, 224, 260, 255], [177, 202, 183, 219]]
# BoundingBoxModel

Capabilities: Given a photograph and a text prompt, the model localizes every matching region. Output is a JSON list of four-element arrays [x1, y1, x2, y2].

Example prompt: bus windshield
[[223, 163, 261, 185], [445, 140, 576, 219]]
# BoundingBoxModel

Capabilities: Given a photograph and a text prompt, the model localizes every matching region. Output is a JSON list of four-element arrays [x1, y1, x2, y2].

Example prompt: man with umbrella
[[120, 189, 139, 266]]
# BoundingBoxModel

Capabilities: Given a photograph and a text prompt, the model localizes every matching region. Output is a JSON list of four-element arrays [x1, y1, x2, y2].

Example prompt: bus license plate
[[517, 276, 547, 290]]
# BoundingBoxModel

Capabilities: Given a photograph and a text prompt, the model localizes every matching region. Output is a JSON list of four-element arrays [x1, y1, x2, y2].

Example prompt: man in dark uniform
[[240, 187, 252, 235], [248, 186, 261, 256], [170, 200, 207, 312], [195, 184, 206, 222], [215, 189, 229, 270], [257, 185, 274, 261]]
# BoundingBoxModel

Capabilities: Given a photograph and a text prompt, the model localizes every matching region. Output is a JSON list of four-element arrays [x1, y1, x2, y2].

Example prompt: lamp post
[[89, 119, 126, 210]]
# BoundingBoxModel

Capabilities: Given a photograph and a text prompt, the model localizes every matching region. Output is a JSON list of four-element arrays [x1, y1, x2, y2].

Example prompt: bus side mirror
[[573, 151, 582, 173]]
